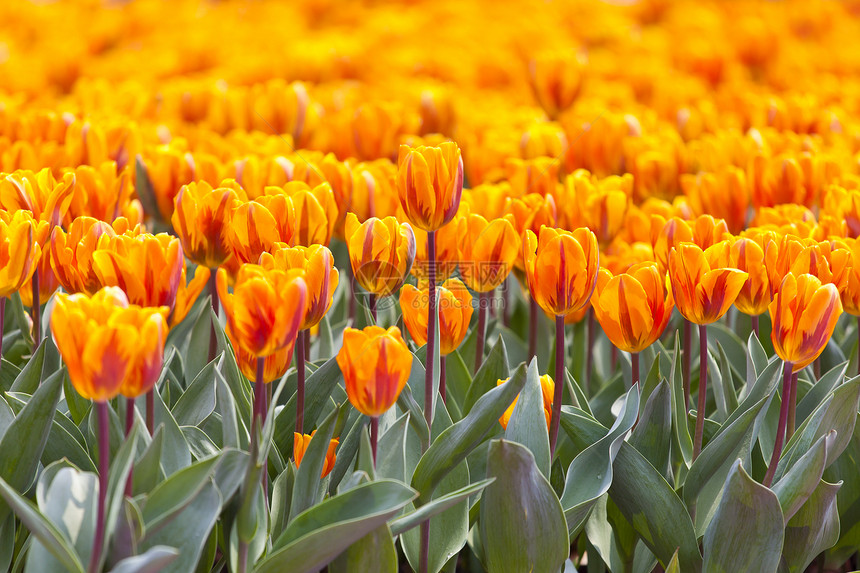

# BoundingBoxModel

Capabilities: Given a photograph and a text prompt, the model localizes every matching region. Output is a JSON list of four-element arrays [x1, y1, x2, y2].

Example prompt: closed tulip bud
[[0, 168, 75, 228], [228, 194, 297, 266], [139, 149, 221, 222], [293, 432, 339, 478], [352, 102, 409, 161], [498, 374, 554, 430], [0, 210, 41, 298], [397, 142, 464, 232], [822, 186, 860, 238], [316, 153, 353, 236], [337, 326, 412, 417], [50, 216, 117, 295], [840, 240, 860, 316], [217, 265, 307, 358], [351, 160, 400, 222], [461, 182, 512, 222], [281, 181, 338, 246], [591, 263, 674, 354], [528, 50, 585, 120], [411, 215, 461, 281], [51, 287, 168, 401], [506, 194, 557, 270], [750, 154, 814, 209], [93, 233, 210, 326], [457, 214, 520, 293], [505, 157, 559, 197], [172, 181, 243, 268], [521, 122, 568, 160], [64, 162, 142, 227], [259, 244, 339, 330], [770, 273, 842, 372], [764, 235, 850, 298], [419, 86, 456, 136], [668, 242, 748, 325], [652, 215, 729, 271], [345, 212, 416, 297], [524, 227, 600, 317], [400, 278, 473, 355], [233, 338, 294, 384], [680, 167, 749, 234], [709, 234, 773, 317], [574, 182, 630, 246]]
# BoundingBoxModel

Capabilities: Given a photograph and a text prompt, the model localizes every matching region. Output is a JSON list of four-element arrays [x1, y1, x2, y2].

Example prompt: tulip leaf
[[445, 351, 472, 416], [781, 479, 842, 573], [140, 481, 222, 573], [150, 385, 192, 475], [702, 460, 784, 573], [215, 342, 252, 435], [327, 409, 366, 494], [665, 335, 693, 468], [559, 383, 639, 537], [717, 356, 781, 441], [584, 495, 655, 573], [0, 476, 85, 573], [171, 361, 217, 427], [505, 359, 550, 477], [775, 374, 860, 481], [683, 394, 770, 533], [183, 305, 217, 386], [629, 381, 672, 477], [376, 412, 409, 483], [261, 480, 417, 573], [107, 546, 180, 573], [290, 405, 339, 521], [396, 382, 431, 448], [270, 463, 295, 541], [772, 431, 835, 523], [103, 424, 141, 553], [389, 478, 494, 536], [10, 338, 45, 394], [0, 367, 63, 523], [230, 486, 269, 572], [412, 362, 526, 502], [707, 321, 746, 382], [479, 439, 569, 573], [140, 453, 222, 533], [215, 368, 240, 449], [796, 361, 847, 424], [747, 331, 769, 386], [329, 524, 397, 573], [665, 549, 680, 573], [41, 412, 96, 472], [133, 427, 165, 495], [463, 337, 509, 415]]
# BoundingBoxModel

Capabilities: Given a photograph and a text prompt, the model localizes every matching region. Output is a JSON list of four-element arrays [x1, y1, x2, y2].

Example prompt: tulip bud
[[400, 278, 473, 355], [397, 142, 464, 232]]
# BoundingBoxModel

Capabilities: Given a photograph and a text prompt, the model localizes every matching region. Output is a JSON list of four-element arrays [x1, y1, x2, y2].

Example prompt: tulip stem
[[425, 230, 437, 431], [296, 329, 306, 435], [549, 315, 565, 457], [631, 352, 639, 388], [787, 371, 798, 440], [146, 390, 154, 436], [813, 359, 821, 381], [89, 401, 109, 573], [683, 319, 692, 411], [304, 330, 310, 361], [348, 266, 356, 326], [586, 309, 595, 390], [693, 324, 708, 461], [751, 314, 760, 339], [31, 270, 40, 347], [475, 292, 488, 373], [125, 398, 135, 497], [370, 416, 378, 467], [368, 293, 377, 323], [440, 355, 447, 403], [528, 297, 538, 361], [0, 296, 5, 365], [419, 521, 430, 573], [502, 278, 510, 327], [764, 361, 794, 487], [254, 358, 268, 503], [208, 270, 219, 363]]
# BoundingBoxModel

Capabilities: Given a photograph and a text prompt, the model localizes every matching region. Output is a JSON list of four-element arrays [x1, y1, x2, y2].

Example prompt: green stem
[[764, 361, 794, 487], [693, 324, 708, 461], [549, 315, 565, 457], [89, 401, 110, 573]]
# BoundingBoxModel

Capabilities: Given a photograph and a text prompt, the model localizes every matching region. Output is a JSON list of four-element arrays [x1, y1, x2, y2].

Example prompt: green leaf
[[707, 322, 747, 382], [412, 362, 526, 502], [134, 154, 164, 225], [665, 335, 692, 467], [150, 385, 192, 475], [171, 361, 217, 427], [290, 405, 339, 521], [629, 381, 672, 477], [665, 549, 680, 573], [0, 476, 85, 573], [329, 524, 397, 573], [215, 369, 240, 449], [10, 340, 45, 394], [480, 440, 569, 573], [445, 351, 472, 416], [184, 305, 217, 385], [108, 546, 180, 573], [559, 383, 639, 536], [0, 367, 63, 522], [104, 425, 141, 552], [747, 331, 769, 385], [463, 337, 509, 414], [260, 480, 417, 573], [389, 479, 494, 536], [140, 454, 222, 532], [505, 359, 550, 477], [796, 362, 846, 423], [270, 464, 295, 541], [702, 460, 783, 573], [133, 427, 164, 496], [396, 383, 430, 448], [376, 413, 409, 482], [772, 431, 835, 523], [781, 480, 842, 573]]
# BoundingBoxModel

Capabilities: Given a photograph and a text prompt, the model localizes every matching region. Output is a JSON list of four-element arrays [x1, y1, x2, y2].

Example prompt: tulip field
[[2, 0, 860, 572]]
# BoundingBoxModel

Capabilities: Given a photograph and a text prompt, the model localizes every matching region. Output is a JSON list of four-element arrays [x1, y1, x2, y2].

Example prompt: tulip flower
[[591, 263, 674, 387], [0, 210, 41, 359], [521, 122, 569, 160], [293, 432, 339, 478], [497, 374, 554, 430], [680, 167, 749, 234], [50, 217, 118, 296], [410, 215, 461, 282], [51, 286, 168, 569], [505, 157, 560, 197], [528, 50, 585, 120], [64, 162, 143, 226], [400, 278, 473, 401], [137, 148, 220, 222], [344, 212, 416, 311], [337, 326, 412, 464], [228, 194, 297, 268], [172, 181, 244, 269], [668, 241, 748, 459], [764, 234, 850, 298], [233, 340, 294, 385], [523, 226, 599, 456], [281, 181, 338, 246], [750, 154, 814, 209], [350, 161, 400, 222], [764, 272, 842, 486], [506, 194, 558, 271], [260, 243, 339, 433], [397, 142, 463, 233]]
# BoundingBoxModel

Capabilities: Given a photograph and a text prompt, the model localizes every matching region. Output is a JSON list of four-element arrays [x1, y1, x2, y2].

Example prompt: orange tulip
[[667, 241, 748, 325], [0, 210, 41, 298], [280, 181, 338, 246], [336, 326, 413, 418], [350, 160, 400, 222], [138, 148, 221, 221], [505, 157, 559, 197], [92, 233, 210, 326], [228, 194, 297, 267], [259, 244, 339, 330], [750, 154, 815, 209], [528, 50, 585, 119], [567, 171, 630, 245], [840, 239, 860, 316], [652, 215, 729, 271], [0, 168, 75, 228], [461, 182, 511, 222], [523, 227, 600, 317], [64, 162, 142, 227], [233, 339, 294, 384], [457, 213, 520, 293], [411, 215, 461, 281], [680, 167, 749, 234], [399, 278, 473, 355], [293, 432, 339, 478], [591, 262, 674, 354], [396, 142, 464, 232], [217, 265, 307, 359], [50, 287, 167, 401], [171, 181, 244, 268], [497, 374, 554, 430], [764, 234, 851, 298], [708, 233, 773, 317], [770, 273, 842, 372], [344, 212, 416, 297], [521, 122, 568, 160], [50, 216, 118, 295]]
